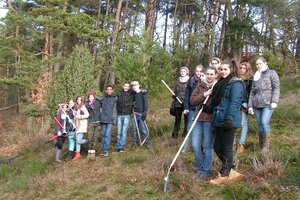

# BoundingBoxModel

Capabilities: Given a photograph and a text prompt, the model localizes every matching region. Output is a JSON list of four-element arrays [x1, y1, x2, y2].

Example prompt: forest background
[[0, 0, 299, 199]]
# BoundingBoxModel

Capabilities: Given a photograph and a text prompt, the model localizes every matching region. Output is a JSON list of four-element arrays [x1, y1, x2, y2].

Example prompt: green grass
[[222, 183, 261, 200], [280, 76, 300, 95]]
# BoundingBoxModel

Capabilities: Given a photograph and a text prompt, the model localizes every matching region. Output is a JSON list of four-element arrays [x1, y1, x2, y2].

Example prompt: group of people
[[171, 56, 280, 185], [52, 56, 280, 186], [53, 81, 152, 163]]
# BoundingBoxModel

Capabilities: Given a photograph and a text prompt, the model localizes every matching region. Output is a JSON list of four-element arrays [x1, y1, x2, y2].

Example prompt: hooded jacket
[[212, 77, 244, 128]]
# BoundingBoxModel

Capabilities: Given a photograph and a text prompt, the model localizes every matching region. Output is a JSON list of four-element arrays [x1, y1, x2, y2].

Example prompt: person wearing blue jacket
[[100, 85, 117, 157], [204, 59, 244, 185]]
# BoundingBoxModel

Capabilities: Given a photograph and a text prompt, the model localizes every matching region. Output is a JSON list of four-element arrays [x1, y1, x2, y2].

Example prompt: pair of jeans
[[68, 131, 75, 151], [239, 112, 249, 145], [255, 107, 273, 134], [88, 123, 100, 150], [132, 113, 151, 146], [191, 121, 214, 175], [182, 109, 195, 151], [101, 123, 113, 153], [75, 132, 88, 152], [214, 127, 236, 176], [173, 107, 188, 137], [116, 115, 130, 149]]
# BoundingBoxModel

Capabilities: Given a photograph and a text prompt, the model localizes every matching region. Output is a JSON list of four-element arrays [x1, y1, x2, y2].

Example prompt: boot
[[65, 151, 74, 162], [209, 173, 228, 185], [261, 134, 270, 153], [227, 169, 243, 182], [55, 149, 62, 163], [172, 131, 178, 139], [237, 144, 245, 153], [72, 151, 81, 161]]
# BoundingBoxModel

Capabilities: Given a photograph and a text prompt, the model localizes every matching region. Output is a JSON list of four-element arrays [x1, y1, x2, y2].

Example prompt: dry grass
[[247, 153, 284, 183], [1, 87, 300, 199]]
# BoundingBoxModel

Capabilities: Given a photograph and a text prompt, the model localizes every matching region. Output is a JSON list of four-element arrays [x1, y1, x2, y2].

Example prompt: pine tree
[[46, 46, 97, 114]]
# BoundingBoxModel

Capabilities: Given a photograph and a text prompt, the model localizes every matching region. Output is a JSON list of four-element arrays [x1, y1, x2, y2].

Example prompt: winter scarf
[[179, 75, 190, 83], [189, 75, 200, 87], [253, 65, 268, 81], [89, 99, 95, 108], [210, 75, 233, 106], [204, 79, 217, 89]]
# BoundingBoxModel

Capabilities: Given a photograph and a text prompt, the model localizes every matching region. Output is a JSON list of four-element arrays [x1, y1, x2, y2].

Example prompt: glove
[[141, 113, 147, 121], [248, 107, 254, 115], [270, 103, 277, 109], [141, 89, 148, 94], [224, 119, 233, 130], [183, 109, 189, 115], [57, 131, 62, 136], [172, 95, 176, 99]]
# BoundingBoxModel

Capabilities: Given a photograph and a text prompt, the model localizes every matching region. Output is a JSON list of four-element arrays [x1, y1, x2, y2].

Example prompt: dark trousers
[[214, 127, 236, 176], [172, 107, 188, 138], [55, 136, 66, 150], [88, 123, 101, 150]]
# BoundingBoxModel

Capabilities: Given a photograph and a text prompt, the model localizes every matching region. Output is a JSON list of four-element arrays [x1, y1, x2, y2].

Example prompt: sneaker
[[100, 152, 109, 157], [209, 173, 228, 185], [237, 144, 245, 153], [116, 149, 124, 153], [103, 152, 109, 157], [193, 173, 210, 181]]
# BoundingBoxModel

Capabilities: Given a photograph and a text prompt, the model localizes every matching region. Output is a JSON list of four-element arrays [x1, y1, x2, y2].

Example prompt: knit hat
[[180, 66, 189, 75], [131, 81, 139, 86]]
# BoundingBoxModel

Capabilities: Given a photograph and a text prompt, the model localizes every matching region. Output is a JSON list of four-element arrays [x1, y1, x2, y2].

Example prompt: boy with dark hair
[[100, 85, 117, 156], [116, 81, 134, 152]]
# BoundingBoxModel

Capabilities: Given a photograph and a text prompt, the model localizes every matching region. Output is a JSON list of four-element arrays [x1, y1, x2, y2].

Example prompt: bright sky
[[0, 2, 8, 19]]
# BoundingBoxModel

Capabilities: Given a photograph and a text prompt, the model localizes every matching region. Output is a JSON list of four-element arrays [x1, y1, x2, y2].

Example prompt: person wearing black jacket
[[85, 91, 101, 155], [131, 81, 152, 149], [116, 82, 134, 152]]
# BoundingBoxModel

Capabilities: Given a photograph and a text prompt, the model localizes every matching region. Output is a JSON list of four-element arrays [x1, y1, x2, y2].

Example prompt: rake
[[164, 94, 211, 192]]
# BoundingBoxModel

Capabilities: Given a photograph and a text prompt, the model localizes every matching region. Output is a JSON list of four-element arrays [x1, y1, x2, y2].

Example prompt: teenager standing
[[248, 57, 280, 152]]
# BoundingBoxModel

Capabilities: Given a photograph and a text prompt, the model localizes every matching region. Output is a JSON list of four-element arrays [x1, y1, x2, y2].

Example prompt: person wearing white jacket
[[72, 96, 89, 161]]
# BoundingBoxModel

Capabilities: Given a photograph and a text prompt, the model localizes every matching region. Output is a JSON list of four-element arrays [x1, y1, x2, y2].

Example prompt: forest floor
[[0, 77, 299, 200]]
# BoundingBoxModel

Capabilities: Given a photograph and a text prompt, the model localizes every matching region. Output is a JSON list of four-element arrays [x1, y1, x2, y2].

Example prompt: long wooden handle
[[161, 80, 183, 104]]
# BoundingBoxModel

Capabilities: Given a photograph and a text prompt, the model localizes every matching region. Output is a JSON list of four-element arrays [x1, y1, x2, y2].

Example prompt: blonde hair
[[240, 62, 253, 80]]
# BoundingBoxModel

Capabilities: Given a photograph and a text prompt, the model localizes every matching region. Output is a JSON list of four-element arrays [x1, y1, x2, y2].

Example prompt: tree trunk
[[104, 0, 123, 88], [172, 0, 179, 52], [209, 0, 220, 59], [163, 0, 169, 49], [54, 1, 68, 74], [218, 5, 227, 58]]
